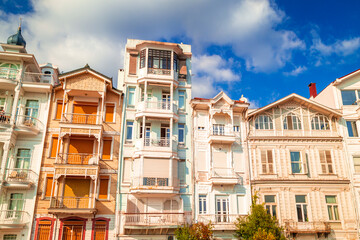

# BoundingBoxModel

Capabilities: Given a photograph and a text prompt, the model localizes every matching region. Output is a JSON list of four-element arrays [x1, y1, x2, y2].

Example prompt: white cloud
[[312, 37, 360, 56], [284, 65, 307, 76], [0, 0, 304, 84], [192, 55, 240, 98]]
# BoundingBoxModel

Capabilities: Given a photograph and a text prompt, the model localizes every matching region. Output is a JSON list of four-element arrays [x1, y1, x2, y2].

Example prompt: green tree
[[234, 194, 286, 240], [175, 222, 213, 240]]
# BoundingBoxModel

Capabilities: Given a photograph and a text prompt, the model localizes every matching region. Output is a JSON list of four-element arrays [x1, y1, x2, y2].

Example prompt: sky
[[1, 0, 360, 108]]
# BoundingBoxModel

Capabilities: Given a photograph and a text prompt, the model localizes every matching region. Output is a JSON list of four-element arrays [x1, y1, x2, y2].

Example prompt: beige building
[[33, 65, 122, 240], [191, 92, 251, 239], [247, 93, 358, 239]]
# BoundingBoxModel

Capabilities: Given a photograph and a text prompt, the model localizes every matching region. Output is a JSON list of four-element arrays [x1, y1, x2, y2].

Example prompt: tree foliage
[[175, 222, 213, 240], [234, 194, 286, 240]]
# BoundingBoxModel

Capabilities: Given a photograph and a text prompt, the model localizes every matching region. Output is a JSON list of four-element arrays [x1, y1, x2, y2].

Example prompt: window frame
[[199, 194, 207, 215], [97, 175, 111, 201], [34, 217, 55, 240], [48, 134, 59, 158], [346, 120, 359, 137], [283, 113, 302, 130], [341, 89, 360, 105], [42, 173, 54, 199], [353, 156, 360, 174], [295, 195, 308, 222], [311, 114, 330, 130], [326, 195, 340, 221], [290, 151, 306, 174], [319, 150, 333, 174], [102, 137, 114, 160], [53, 98, 63, 120], [178, 90, 185, 110], [264, 195, 277, 218], [148, 49, 172, 70], [178, 123, 185, 145], [104, 102, 116, 123], [125, 121, 134, 144], [255, 115, 273, 130], [127, 87, 136, 107], [261, 149, 274, 174]]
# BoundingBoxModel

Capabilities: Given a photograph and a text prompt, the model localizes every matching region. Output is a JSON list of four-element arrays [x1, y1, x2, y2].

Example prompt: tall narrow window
[[102, 138, 112, 160], [105, 104, 115, 123], [264, 195, 277, 218], [140, 49, 146, 69], [255, 115, 273, 130], [55, 100, 63, 120], [7, 193, 24, 218], [346, 121, 358, 137], [44, 174, 54, 198], [291, 151, 304, 174], [311, 115, 329, 130], [0, 97, 6, 111], [127, 87, 135, 106], [50, 135, 58, 158], [36, 220, 52, 240], [125, 121, 133, 143], [284, 113, 301, 130], [25, 100, 39, 125], [216, 196, 229, 223], [98, 176, 110, 200], [178, 124, 185, 145], [353, 156, 360, 173], [178, 160, 186, 185], [15, 149, 31, 169], [319, 150, 333, 174], [179, 91, 185, 110], [199, 195, 207, 214], [261, 150, 274, 174], [93, 220, 107, 240], [326, 196, 339, 221], [295, 195, 308, 222]]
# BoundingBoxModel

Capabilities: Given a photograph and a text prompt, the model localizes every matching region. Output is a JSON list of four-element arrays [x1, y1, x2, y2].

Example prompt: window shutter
[[267, 150, 273, 173], [99, 176, 110, 200], [45, 175, 54, 197], [105, 104, 115, 122], [129, 54, 138, 75], [56, 101, 63, 120], [261, 150, 267, 173], [102, 138, 112, 160], [319, 151, 326, 173], [50, 135, 58, 158], [179, 60, 187, 75], [326, 150, 333, 173], [178, 161, 186, 184]]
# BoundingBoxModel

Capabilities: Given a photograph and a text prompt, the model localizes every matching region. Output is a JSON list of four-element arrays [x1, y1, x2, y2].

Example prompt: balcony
[[0, 113, 12, 128], [49, 196, 96, 215], [0, 210, 31, 229], [284, 221, 331, 234], [60, 113, 102, 137], [209, 168, 239, 185], [0, 67, 19, 89], [208, 126, 236, 144], [124, 212, 190, 228], [22, 72, 53, 92], [61, 113, 100, 125], [135, 138, 178, 157], [130, 177, 180, 196], [3, 168, 37, 189], [135, 101, 178, 121], [15, 115, 43, 135], [198, 214, 245, 230], [54, 153, 99, 178], [138, 67, 178, 85]]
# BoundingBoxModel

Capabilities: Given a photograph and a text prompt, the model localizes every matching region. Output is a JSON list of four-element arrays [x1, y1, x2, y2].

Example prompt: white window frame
[[319, 150, 334, 174], [295, 195, 309, 222], [125, 121, 134, 143], [198, 194, 207, 215], [97, 174, 111, 201], [255, 115, 273, 130], [127, 87, 136, 107], [341, 89, 360, 106], [178, 123, 185, 145], [346, 120, 359, 137], [264, 195, 277, 218], [261, 149, 274, 174], [283, 113, 302, 130], [13, 146, 33, 170], [325, 195, 340, 221], [311, 114, 330, 130], [290, 151, 307, 174], [178, 90, 186, 110]]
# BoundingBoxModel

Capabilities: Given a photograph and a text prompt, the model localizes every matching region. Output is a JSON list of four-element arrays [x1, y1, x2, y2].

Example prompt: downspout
[[116, 90, 127, 240], [245, 113, 253, 208], [191, 106, 196, 223]]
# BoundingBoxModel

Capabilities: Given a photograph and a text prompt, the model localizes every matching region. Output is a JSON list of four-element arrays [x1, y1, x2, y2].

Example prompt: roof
[[59, 64, 113, 84], [191, 91, 249, 106], [333, 67, 360, 85], [248, 93, 341, 118]]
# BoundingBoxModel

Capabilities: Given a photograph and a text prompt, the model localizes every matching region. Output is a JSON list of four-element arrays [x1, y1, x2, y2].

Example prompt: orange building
[[33, 65, 122, 240]]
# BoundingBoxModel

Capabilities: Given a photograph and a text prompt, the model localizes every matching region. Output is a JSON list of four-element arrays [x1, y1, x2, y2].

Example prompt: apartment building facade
[[247, 93, 358, 239], [191, 92, 251, 239], [116, 39, 192, 239], [33, 65, 122, 240], [312, 69, 360, 236], [0, 27, 58, 240]]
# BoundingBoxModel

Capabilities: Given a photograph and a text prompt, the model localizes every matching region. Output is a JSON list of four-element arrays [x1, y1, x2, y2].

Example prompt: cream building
[[116, 39, 192, 239], [247, 93, 358, 239], [191, 92, 251, 239], [0, 27, 58, 240], [312, 69, 360, 237]]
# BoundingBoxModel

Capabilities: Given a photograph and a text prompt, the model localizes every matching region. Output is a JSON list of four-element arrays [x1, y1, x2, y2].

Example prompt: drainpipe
[[116, 90, 127, 240], [245, 113, 253, 210], [191, 107, 196, 223]]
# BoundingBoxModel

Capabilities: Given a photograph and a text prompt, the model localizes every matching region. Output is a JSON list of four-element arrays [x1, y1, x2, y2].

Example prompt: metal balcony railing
[[211, 168, 237, 178], [0, 210, 31, 225], [284, 220, 331, 233], [61, 113, 100, 124], [210, 125, 234, 136], [50, 196, 95, 209], [23, 72, 55, 84], [198, 214, 245, 224], [137, 101, 178, 114], [5, 168, 37, 183], [16, 115, 43, 130], [125, 213, 189, 226], [0, 67, 19, 81], [132, 177, 180, 188], [57, 153, 99, 165], [148, 68, 171, 75], [145, 137, 170, 147], [0, 113, 12, 125]]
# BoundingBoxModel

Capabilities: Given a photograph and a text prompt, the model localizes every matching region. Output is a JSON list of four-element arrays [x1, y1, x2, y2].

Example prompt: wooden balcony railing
[[57, 153, 99, 165], [50, 197, 95, 209], [61, 113, 100, 125], [5, 168, 37, 184], [0, 210, 31, 225], [125, 212, 190, 226]]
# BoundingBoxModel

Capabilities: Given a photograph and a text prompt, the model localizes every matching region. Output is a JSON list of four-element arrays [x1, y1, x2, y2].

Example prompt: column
[[170, 118, 173, 150], [169, 157, 173, 186], [170, 82, 173, 112], [142, 116, 146, 146], [10, 83, 21, 124]]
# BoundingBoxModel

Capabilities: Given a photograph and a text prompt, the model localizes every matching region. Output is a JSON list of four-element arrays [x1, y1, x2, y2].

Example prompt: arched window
[[0, 63, 19, 80], [311, 114, 329, 130], [255, 115, 273, 130], [283, 113, 301, 130], [44, 71, 51, 75]]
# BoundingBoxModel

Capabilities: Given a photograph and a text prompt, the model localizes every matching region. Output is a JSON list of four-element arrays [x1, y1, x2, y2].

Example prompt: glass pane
[[341, 90, 357, 105], [272, 206, 277, 218], [296, 205, 303, 222], [333, 205, 339, 220], [295, 195, 306, 203], [264, 195, 275, 203], [327, 205, 334, 220], [326, 196, 336, 203], [303, 205, 308, 222]]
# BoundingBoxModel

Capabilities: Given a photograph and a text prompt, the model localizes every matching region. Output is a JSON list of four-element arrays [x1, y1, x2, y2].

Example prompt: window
[[98, 176, 110, 200], [198, 126, 205, 130], [213, 124, 225, 135], [0, 97, 5, 111], [264, 195, 277, 218], [178, 124, 185, 145], [50, 135, 58, 158], [36, 220, 52, 240], [7, 193, 24, 218], [15, 148, 31, 169], [311, 115, 329, 130], [255, 115, 273, 130], [93, 220, 108, 240], [105, 104, 115, 123], [341, 90, 359, 105], [140, 49, 146, 69], [141, 89, 152, 102], [291, 151, 305, 174], [319, 150, 333, 174], [354, 157, 360, 173], [4, 235, 17, 240], [55, 100, 63, 120], [173, 52, 178, 72], [25, 100, 39, 124], [326, 196, 339, 221], [126, 121, 133, 143], [44, 174, 54, 198], [127, 87, 135, 106], [178, 160, 186, 185], [261, 150, 274, 174], [233, 125, 240, 132], [284, 113, 301, 130], [199, 195, 207, 214], [295, 195, 308, 222], [346, 121, 358, 137], [216, 196, 229, 222], [102, 138, 112, 160], [179, 91, 185, 110], [148, 49, 171, 70]]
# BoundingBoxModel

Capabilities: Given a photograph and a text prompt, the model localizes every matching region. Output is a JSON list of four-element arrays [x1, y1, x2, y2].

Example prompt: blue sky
[[1, 0, 360, 108]]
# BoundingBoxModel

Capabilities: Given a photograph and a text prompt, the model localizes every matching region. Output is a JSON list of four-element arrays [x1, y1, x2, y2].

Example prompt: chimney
[[308, 82, 317, 98]]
